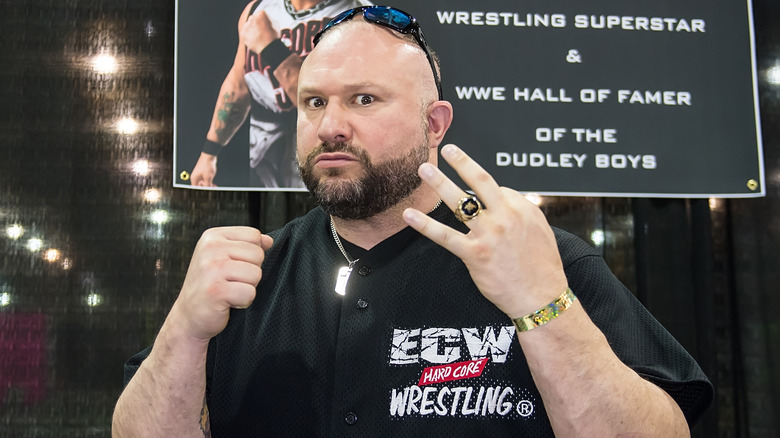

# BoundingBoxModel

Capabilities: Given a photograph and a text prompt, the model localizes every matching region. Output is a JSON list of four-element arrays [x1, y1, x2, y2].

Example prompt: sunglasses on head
[[313, 6, 443, 100]]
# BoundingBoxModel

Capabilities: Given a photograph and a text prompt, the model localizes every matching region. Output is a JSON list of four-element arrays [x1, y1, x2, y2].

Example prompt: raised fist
[[172, 226, 274, 341]]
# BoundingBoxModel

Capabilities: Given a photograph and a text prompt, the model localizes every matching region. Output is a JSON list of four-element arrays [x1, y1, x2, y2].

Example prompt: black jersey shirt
[[125, 204, 713, 437]]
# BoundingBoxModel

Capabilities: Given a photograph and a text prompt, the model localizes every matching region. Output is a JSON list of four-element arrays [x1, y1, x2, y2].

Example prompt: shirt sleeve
[[554, 228, 714, 425], [123, 345, 152, 387]]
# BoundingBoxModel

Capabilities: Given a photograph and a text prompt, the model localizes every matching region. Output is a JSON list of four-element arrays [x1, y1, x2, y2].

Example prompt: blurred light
[[155, 259, 162, 271], [145, 20, 157, 38], [524, 193, 543, 206], [144, 188, 162, 203], [86, 293, 103, 307], [132, 159, 151, 176], [590, 230, 605, 246], [92, 54, 118, 74], [26, 238, 43, 252], [709, 198, 721, 210], [0, 292, 10, 307], [62, 258, 73, 270], [150, 209, 170, 224], [6, 224, 24, 240], [44, 248, 61, 263], [767, 64, 780, 86], [117, 117, 140, 135]]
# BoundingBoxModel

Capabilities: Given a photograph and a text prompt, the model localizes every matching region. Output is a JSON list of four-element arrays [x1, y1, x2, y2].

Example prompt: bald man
[[114, 7, 711, 437]]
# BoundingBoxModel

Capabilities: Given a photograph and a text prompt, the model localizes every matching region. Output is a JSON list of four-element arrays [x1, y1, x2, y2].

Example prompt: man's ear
[[426, 101, 453, 148]]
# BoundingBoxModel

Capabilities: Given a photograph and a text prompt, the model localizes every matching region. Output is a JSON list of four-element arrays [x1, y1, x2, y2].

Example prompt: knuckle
[[490, 222, 508, 236], [198, 238, 222, 254], [204, 281, 224, 301], [471, 242, 492, 262], [453, 154, 471, 168], [473, 171, 493, 185], [248, 228, 264, 242], [438, 228, 453, 245], [242, 284, 257, 304], [199, 258, 227, 281]]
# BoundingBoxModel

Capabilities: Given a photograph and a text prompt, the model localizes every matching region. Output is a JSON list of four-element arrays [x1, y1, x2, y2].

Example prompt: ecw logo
[[389, 326, 515, 365]]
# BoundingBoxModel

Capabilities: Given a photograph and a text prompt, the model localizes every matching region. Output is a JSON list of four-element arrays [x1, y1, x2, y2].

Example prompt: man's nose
[[317, 103, 352, 144]]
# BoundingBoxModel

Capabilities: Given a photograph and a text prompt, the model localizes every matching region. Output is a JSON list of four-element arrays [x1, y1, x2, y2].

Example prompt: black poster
[[173, 0, 764, 198]]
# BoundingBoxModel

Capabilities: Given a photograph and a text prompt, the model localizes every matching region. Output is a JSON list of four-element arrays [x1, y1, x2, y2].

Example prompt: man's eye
[[356, 95, 374, 105], [306, 97, 325, 108]]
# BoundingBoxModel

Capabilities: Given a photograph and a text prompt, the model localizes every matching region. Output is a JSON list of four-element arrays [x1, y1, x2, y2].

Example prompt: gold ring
[[454, 195, 483, 222]]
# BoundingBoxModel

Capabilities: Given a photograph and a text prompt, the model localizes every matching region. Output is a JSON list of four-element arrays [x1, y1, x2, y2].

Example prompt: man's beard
[[298, 140, 430, 220]]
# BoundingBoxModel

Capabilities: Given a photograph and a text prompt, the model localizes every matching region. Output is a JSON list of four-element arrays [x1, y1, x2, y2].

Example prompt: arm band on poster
[[202, 140, 224, 156], [261, 39, 294, 72]]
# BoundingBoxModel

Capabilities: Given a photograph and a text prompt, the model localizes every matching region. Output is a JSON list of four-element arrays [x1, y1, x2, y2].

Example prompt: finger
[[222, 282, 257, 309], [260, 234, 274, 251], [418, 163, 470, 211], [217, 226, 264, 244], [223, 260, 262, 284], [403, 208, 470, 260], [227, 240, 266, 265], [440, 144, 503, 209]]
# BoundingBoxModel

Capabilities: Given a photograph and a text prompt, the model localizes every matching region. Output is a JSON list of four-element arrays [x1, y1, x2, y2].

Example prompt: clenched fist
[[241, 10, 278, 54], [171, 226, 274, 341], [191, 152, 218, 187]]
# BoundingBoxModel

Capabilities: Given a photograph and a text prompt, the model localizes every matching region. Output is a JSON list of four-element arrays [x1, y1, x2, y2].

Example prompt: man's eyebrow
[[341, 82, 388, 92], [297, 85, 318, 96], [298, 82, 391, 96]]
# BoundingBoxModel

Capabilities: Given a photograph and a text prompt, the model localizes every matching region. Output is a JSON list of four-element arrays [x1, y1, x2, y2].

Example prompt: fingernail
[[420, 163, 435, 178], [403, 209, 420, 225], [441, 144, 457, 157]]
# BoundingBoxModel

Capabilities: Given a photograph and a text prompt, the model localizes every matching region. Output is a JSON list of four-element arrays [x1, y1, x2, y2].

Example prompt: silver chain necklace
[[331, 220, 357, 296], [283, 0, 335, 19], [329, 200, 442, 295]]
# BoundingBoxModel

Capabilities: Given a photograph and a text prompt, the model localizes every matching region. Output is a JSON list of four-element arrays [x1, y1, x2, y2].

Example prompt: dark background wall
[[0, 0, 777, 436]]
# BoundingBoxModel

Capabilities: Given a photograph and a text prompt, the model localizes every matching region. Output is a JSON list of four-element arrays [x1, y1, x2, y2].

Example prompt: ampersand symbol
[[566, 49, 582, 63]]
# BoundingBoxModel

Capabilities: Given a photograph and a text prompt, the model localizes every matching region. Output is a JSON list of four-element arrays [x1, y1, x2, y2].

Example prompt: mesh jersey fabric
[[124, 204, 713, 437]]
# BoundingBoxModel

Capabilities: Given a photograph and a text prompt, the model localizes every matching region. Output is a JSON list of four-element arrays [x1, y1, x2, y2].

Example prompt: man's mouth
[[314, 152, 358, 168]]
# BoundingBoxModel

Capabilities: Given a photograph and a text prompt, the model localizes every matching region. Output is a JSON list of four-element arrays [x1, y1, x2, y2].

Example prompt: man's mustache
[[304, 142, 371, 167]]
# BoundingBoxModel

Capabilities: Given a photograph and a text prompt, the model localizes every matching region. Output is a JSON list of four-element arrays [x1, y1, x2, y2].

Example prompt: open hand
[[403, 144, 569, 318]]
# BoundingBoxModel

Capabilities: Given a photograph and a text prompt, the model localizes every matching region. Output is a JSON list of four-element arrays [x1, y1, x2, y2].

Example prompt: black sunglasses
[[313, 6, 443, 100]]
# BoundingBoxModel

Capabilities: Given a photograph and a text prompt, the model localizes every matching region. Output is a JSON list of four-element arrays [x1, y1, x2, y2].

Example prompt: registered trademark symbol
[[517, 400, 534, 417]]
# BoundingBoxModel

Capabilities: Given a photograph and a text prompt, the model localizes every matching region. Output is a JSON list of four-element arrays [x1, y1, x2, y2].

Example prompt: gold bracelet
[[512, 288, 577, 332]]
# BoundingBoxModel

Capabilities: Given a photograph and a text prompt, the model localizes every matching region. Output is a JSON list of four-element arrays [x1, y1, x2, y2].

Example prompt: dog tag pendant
[[335, 266, 352, 296]]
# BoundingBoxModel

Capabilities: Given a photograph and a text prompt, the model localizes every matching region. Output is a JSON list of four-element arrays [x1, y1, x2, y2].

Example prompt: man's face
[[295, 21, 438, 219]]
